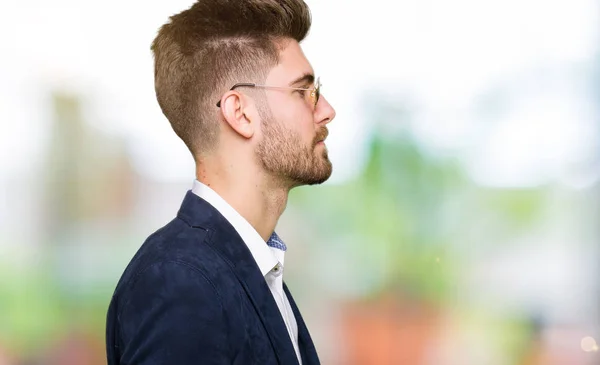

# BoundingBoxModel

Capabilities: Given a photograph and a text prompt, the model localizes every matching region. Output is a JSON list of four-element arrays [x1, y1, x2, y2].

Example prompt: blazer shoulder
[[113, 216, 227, 298]]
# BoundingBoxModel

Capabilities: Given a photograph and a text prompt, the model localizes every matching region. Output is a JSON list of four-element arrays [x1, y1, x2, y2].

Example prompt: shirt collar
[[191, 180, 280, 276]]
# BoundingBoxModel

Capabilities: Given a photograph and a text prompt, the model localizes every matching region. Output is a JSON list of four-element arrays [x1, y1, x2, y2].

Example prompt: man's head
[[152, 0, 336, 188]]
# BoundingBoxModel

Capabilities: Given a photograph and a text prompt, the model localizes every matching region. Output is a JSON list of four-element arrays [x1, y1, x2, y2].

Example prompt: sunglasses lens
[[314, 78, 321, 107], [315, 87, 320, 106]]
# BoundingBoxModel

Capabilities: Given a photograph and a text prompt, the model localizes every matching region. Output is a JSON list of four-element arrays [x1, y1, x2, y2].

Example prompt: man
[[105, 0, 336, 364]]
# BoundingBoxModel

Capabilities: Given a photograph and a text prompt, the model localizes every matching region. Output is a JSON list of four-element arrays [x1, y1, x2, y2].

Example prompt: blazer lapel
[[283, 282, 320, 365], [177, 191, 299, 365]]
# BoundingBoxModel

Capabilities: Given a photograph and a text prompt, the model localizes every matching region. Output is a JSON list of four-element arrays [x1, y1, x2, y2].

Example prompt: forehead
[[266, 40, 314, 83]]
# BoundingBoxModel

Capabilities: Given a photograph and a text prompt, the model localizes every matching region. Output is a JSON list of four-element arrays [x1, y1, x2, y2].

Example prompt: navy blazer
[[106, 191, 320, 364]]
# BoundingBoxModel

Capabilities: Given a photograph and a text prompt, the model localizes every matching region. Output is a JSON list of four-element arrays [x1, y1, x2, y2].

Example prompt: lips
[[315, 128, 329, 144]]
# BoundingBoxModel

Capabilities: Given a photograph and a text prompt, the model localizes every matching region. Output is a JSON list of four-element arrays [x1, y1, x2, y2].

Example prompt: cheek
[[270, 103, 314, 139], [293, 113, 316, 145]]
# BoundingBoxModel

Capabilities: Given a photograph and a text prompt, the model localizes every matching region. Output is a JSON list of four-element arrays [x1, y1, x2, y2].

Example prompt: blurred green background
[[1, 0, 599, 364]]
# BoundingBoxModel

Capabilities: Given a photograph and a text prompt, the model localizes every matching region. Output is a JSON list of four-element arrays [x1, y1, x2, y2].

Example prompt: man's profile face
[[256, 40, 336, 187]]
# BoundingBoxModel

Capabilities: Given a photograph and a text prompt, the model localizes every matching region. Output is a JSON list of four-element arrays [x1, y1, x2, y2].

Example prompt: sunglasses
[[216, 76, 321, 108]]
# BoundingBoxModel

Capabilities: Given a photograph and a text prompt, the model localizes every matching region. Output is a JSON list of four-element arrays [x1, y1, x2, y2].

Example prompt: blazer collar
[[190, 180, 279, 276], [177, 191, 300, 365]]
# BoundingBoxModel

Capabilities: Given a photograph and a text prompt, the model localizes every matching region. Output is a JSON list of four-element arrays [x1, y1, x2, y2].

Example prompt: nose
[[315, 95, 336, 125]]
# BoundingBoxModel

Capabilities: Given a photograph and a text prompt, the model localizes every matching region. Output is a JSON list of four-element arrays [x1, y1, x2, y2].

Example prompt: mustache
[[314, 127, 329, 145]]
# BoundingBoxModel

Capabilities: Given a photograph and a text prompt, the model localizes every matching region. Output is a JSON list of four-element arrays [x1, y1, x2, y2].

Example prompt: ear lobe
[[221, 92, 255, 139]]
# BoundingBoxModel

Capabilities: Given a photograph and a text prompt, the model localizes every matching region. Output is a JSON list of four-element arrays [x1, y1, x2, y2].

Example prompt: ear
[[219, 91, 257, 139]]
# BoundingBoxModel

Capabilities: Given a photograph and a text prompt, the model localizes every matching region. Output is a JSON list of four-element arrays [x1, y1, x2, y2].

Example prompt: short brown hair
[[151, 0, 312, 158]]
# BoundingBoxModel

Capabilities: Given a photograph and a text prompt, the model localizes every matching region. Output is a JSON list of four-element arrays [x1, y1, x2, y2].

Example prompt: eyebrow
[[288, 73, 315, 87]]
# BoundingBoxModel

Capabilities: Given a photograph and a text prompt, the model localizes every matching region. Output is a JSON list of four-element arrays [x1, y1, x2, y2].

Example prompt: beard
[[256, 110, 332, 188]]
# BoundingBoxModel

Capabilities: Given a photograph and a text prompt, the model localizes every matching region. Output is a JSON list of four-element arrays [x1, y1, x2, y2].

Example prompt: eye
[[296, 90, 306, 99]]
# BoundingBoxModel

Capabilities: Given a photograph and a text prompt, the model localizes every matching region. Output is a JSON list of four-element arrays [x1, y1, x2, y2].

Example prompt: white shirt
[[191, 180, 302, 364]]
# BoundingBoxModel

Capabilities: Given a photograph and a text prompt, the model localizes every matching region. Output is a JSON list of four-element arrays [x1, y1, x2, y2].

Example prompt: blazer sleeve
[[117, 261, 231, 364]]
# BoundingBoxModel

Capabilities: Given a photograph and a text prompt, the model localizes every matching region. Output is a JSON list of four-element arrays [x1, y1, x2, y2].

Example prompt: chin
[[305, 163, 333, 186], [286, 163, 332, 188]]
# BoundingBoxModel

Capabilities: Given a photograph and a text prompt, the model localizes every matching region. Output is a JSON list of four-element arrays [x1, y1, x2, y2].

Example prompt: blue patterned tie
[[266, 232, 287, 251]]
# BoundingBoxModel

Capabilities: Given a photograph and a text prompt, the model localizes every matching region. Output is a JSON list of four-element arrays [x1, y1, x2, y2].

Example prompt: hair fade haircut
[[151, 0, 312, 158]]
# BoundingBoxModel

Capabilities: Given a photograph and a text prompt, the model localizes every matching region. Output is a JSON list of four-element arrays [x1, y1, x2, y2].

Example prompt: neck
[[196, 159, 289, 242]]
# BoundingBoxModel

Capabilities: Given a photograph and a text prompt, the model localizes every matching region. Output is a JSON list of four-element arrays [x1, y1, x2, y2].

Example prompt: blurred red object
[[40, 331, 104, 365], [340, 294, 441, 365]]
